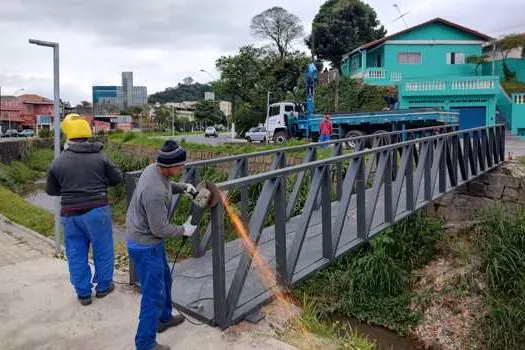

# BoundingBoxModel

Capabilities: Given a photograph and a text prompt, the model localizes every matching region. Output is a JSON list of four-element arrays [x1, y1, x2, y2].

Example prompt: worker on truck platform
[[126, 140, 198, 350], [46, 114, 122, 306], [319, 113, 333, 146]]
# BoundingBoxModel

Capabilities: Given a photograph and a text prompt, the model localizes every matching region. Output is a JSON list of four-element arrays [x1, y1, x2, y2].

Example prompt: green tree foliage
[[307, 0, 386, 69], [314, 77, 393, 113], [496, 34, 525, 81], [466, 54, 489, 75], [250, 7, 305, 60], [148, 82, 213, 104], [214, 46, 267, 103], [214, 46, 310, 132], [194, 100, 226, 125]]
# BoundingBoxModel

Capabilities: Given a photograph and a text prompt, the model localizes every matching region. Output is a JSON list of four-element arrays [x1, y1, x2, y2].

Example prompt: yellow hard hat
[[61, 113, 92, 140]]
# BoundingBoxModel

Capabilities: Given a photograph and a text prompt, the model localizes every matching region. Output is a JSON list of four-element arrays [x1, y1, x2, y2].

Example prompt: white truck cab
[[266, 101, 303, 144]]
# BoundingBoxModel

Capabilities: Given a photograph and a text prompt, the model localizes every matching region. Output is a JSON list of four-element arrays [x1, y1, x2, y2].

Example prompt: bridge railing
[[124, 124, 456, 258], [203, 124, 505, 328]]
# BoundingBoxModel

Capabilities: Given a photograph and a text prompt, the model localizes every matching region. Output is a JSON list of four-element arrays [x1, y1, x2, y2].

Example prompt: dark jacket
[[46, 141, 122, 214]]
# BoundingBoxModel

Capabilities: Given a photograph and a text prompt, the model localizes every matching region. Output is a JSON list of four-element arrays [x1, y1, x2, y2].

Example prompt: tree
[[307, 0, 386, 69], [496, 34, 525, 81], [250, 7, 305, 60], [148, 83, 213, 104], [182, 76, 194, 85], [466, 55, 489, 75], [194, 100, 226, 125]]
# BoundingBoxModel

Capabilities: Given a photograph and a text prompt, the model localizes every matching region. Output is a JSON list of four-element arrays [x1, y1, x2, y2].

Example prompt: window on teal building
[[398, 52, 422, 64], [447, 52, 465, 64]]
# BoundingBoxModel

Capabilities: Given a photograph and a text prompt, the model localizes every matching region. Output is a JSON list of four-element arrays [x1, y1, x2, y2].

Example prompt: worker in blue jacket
[[46, 114, 122, 306]]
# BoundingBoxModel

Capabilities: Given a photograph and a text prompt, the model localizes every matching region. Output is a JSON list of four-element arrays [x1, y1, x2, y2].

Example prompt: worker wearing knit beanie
[[126, 140, 198, 350]]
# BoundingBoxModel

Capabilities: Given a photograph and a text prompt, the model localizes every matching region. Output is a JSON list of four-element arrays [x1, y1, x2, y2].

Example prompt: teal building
[[340, 18, 520, 131]]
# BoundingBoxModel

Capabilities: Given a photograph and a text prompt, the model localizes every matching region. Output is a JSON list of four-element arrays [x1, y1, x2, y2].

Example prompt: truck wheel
[[344, 130, 366, 150], [247, 137, 252, 143], [274, 131, 288, 145]]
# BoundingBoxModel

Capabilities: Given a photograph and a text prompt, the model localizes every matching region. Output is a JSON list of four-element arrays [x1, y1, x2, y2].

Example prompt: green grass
[[24, 149, 54, 172], [295, 214, 443, 335], [475, 206, 525, 349], [0, 186, 54, 237], [107, 131, 330, 158], [0, 148, 54, 193], [283, 297, 376, 350]]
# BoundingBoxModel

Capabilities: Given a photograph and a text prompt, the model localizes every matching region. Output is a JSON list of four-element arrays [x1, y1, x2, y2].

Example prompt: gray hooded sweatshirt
[[46, 141, 122, 214], [126, 163, 187, 246]]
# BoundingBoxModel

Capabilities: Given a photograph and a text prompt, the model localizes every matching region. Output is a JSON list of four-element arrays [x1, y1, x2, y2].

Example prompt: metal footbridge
[[125, 124, 505, 329]]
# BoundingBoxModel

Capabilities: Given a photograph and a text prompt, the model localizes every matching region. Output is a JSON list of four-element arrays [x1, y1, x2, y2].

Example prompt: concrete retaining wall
[[0, 139, 53, 164]]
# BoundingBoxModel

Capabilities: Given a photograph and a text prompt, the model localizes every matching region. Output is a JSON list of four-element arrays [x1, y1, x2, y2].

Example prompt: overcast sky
[[0, 0, 523, 104]]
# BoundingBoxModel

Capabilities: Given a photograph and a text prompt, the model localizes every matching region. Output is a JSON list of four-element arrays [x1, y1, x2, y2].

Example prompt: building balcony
[[350, 68, 404, 85], [399, 76, 499, 96]]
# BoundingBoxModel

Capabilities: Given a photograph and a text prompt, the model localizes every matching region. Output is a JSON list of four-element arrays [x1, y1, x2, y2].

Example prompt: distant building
[[93, 72, 147, 115], [0, 93, 53, 131]]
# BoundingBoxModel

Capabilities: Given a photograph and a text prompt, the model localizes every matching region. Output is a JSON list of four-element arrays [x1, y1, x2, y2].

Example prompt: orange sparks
[[218, 190, 305, 331]]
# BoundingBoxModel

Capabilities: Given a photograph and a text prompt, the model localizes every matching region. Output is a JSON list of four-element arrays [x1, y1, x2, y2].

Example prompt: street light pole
[[29, 38, 61, 255]]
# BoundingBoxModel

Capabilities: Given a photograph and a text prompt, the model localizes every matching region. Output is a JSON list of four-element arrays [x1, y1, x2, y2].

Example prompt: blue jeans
[[319, 134, 331, 147], [62, 206, 114, 298], [128, 242, 173, 350]]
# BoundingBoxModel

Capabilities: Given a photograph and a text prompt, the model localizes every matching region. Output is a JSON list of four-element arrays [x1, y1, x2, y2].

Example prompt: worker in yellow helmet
[[46, 114, 122, 306]]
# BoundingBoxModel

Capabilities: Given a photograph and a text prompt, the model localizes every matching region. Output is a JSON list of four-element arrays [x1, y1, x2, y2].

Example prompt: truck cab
[[266, 101, 304, 144]]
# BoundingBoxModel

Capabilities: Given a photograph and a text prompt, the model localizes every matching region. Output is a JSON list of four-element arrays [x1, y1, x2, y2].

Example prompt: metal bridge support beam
[[211, 203, 227, 328], [274, 177, 289, 287]]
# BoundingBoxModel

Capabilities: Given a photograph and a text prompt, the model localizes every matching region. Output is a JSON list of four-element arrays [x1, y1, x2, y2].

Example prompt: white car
[[245, 127, 267, 143], [204, 127, 218, 138]]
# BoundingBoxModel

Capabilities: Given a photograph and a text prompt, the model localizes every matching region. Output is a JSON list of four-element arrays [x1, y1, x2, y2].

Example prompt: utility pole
[[29, 38, 61, 254]]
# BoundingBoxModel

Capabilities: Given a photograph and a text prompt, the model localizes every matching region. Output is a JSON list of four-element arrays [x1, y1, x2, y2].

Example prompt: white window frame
[[447, 52, 465, 65], [397, 52, 422, 64]]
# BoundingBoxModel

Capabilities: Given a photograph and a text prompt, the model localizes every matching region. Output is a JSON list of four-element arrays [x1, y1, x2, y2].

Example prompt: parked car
[[204, 127, 218, 138], [245, 127, 267, 143], [18, 129, 35, 138], [1, 129, 19, 138]]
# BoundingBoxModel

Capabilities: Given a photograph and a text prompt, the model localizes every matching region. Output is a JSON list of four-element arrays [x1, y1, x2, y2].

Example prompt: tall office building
[[93, 72, 147, 115]]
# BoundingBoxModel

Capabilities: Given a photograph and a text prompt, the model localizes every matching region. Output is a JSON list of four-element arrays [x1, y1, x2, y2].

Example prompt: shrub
[[24, 149, 54, 172], [0, 161, 40, 192]]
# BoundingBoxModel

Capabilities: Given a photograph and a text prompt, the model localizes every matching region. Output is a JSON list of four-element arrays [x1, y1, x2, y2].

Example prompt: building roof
[[18, 94, 54, 105], [348, 17, 493, 56]]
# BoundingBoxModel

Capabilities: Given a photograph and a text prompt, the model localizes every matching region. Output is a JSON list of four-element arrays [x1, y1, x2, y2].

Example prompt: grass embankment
[[107, 130, 337, 159], [295, 214, 444, 336], [0, 149, 55, 237], [477, 206, 525, 349]]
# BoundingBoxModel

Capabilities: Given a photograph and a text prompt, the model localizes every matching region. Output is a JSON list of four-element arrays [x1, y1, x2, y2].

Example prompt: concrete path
[[0, 217, 296, 350]]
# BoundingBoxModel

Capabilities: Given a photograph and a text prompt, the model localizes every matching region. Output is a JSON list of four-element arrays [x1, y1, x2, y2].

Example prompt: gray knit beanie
[[157, 140, 187, 167]]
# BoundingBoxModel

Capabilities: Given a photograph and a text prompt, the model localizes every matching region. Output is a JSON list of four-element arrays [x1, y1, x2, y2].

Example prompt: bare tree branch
[[250, 7, 305, 60]]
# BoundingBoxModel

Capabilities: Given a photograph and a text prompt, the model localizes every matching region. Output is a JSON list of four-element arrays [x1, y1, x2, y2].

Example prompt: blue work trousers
[[62, 206, 114, 298], [128, 243, 173, 350], [319, 134, 331, 148]]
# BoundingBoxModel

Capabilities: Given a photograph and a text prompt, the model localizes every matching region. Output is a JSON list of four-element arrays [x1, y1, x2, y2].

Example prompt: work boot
[[153, 344, 171, 350], [157, 314, 185, 333], [95, 282, 115, 298], [78, 295, 92, 306]]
